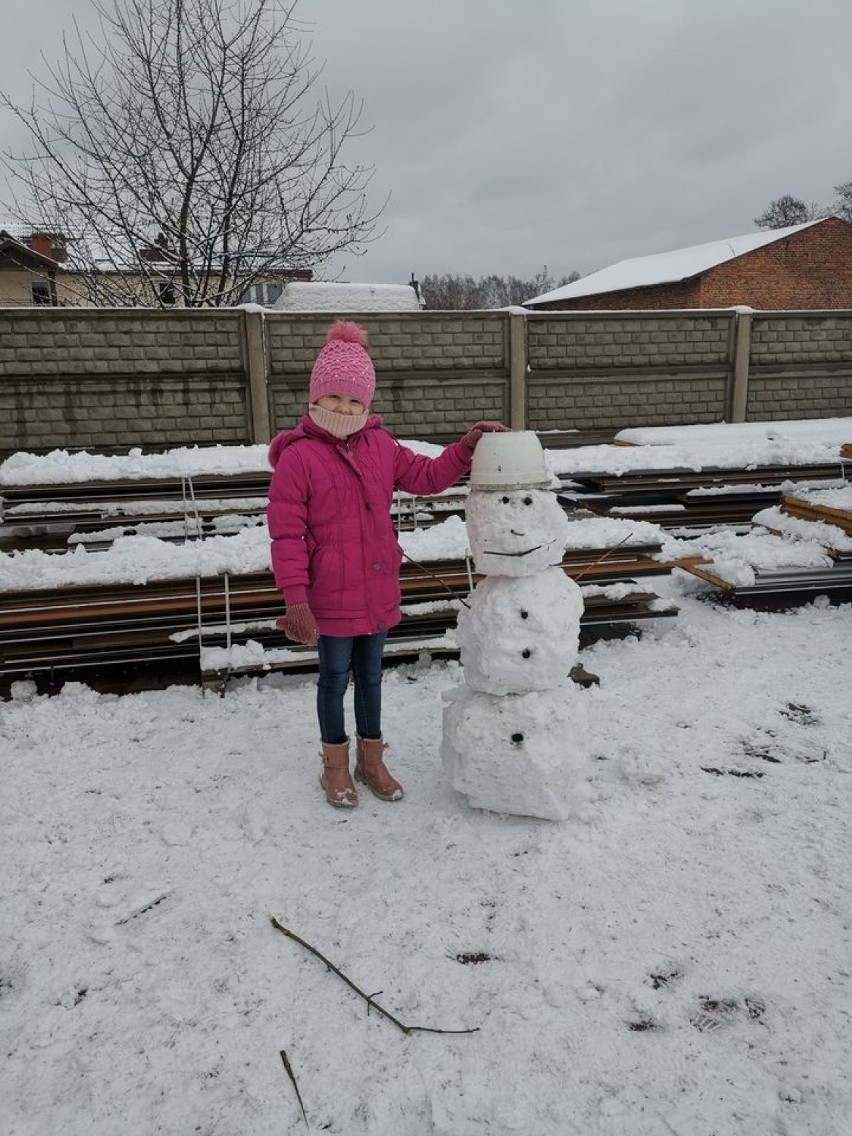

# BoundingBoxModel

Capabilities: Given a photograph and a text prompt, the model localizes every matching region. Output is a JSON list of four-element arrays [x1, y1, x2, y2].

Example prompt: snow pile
[[0, 528, 274, 591], [0, 506, 684, 594], [0, 438, 444, 487], [753, 507, 852, 553], [786, 483, 852, 511], [0, 444, 271, 486], [551, 434, 847, 477], [682, 527, 832, 587], [614, 417, 852, 449]]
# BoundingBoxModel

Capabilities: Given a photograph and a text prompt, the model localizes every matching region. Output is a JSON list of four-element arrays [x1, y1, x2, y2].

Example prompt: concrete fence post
[[730, 309, 753, 423], [509, 312, 527, 430], [242, 308, 272, 443]]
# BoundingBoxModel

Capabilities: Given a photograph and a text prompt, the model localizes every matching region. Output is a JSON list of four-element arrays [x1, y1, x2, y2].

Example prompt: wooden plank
[[678, 563, 736, 591], [782, 495, 852, 535]]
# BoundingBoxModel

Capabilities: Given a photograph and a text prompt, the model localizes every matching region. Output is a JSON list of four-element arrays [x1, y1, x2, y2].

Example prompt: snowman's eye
[[501, 496, 510, 504], [523, 496, 533, 506]]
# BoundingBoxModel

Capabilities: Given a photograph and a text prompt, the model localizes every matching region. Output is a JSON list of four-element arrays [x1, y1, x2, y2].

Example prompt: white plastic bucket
[[468, 430, 550, 490]]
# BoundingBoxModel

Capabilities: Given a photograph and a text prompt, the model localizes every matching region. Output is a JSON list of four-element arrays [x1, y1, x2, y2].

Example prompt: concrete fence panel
[[525, 311, 735, 434], [1, 306, 852, 458], [266, 312, 512, 440], [747, 312, 852, 421], [0, 309, 247, 453]]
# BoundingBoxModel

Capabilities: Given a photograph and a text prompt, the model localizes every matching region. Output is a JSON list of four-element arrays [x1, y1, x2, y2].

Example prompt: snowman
[[442, 431, 592, 820]]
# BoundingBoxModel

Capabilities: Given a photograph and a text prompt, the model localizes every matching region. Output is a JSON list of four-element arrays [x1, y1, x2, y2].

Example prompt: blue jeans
[[316, 632, 388, 745]]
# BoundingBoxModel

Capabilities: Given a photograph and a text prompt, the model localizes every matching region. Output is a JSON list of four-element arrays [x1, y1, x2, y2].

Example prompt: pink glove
[[276, 603, 318, 645], [461, 421, 511, 450]]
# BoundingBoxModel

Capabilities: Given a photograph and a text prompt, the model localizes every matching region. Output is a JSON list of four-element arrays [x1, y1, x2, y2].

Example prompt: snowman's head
[[465, 487, 570, 577]]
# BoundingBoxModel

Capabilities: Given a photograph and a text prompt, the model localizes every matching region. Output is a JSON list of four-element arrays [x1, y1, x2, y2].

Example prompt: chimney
[[28, 232, 64, 261]]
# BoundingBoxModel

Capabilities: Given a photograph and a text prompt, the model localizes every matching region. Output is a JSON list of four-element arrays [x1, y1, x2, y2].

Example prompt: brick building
[[0, 231, 63, 306], [525, 216, 852, 311]]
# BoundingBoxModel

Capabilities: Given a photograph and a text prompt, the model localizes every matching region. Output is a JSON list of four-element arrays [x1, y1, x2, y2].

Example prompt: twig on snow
[[279, 1049, 309, 1129], [269, 916, 480, 1036]]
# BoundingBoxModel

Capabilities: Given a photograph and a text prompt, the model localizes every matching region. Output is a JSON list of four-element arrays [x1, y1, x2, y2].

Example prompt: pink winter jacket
[[267, 414, 473, 636]]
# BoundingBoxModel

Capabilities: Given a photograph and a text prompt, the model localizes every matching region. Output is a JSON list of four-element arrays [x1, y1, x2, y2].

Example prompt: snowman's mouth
[[483, 544, 543, 557]]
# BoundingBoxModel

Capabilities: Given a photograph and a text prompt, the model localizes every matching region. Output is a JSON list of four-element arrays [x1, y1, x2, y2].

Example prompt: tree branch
[[269, 916, 480, 1037]]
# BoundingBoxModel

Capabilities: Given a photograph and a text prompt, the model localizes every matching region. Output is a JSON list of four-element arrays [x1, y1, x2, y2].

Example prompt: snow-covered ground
[[2, 425, 852, 1134], [3, 578, 851, 1135]]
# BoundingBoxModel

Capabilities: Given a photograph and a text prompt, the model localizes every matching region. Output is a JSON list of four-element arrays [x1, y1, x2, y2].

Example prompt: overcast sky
[[2, 0, 851, 286]]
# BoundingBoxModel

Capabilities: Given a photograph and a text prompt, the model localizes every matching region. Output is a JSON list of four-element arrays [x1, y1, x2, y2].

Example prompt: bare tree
[[753, 194, 825, 229], [832, 181, 852, 222], [421, 268, 580, 310], [420, 273, 486, 310], [0, 0, 383, 306]]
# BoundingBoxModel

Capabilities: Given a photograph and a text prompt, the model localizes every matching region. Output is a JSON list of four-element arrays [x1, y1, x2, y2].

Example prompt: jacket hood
[[267, 412, 384, 468]]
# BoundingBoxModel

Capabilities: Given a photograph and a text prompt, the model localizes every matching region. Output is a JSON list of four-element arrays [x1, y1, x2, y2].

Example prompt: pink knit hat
[[309, 321, 376, 407]]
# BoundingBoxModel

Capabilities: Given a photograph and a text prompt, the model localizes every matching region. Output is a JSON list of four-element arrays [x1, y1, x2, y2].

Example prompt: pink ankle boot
[[354, 736, 404, 801], [320, 740, 358, 808]]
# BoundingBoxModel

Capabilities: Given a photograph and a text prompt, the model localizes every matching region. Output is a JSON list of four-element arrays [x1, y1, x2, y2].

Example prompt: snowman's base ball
[[441, 684, 591, 821]]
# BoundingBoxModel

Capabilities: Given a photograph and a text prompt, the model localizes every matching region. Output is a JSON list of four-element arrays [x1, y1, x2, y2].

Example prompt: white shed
[[272, 280, 423, 312]]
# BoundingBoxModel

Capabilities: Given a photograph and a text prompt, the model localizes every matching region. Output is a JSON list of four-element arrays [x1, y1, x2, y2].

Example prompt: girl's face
[[315, 393, 366, 415]]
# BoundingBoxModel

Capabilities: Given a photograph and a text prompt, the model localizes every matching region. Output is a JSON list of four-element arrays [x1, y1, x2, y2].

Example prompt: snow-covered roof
[[272, 280, 423, 312], [525, 218, 834, 305], [0, 222, 31, 240]]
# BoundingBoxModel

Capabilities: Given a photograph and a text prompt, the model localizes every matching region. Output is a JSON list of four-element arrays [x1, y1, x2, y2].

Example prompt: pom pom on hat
[[309, 320, 376, 407], [324, 320, 368, 347]]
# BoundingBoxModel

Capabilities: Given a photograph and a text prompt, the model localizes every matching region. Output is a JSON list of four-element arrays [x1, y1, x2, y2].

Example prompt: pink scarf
[[308, 403, 369, 439]]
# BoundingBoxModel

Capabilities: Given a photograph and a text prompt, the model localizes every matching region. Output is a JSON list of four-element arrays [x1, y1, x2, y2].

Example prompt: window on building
[[244, 281, 282, 306], [31, 281, 51, 305], [157, 280, 177, 306]]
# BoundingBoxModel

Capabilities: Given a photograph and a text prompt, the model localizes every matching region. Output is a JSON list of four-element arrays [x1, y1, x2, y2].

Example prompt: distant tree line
[[754, 182, 852, 229], [420, 267, 580, 310]]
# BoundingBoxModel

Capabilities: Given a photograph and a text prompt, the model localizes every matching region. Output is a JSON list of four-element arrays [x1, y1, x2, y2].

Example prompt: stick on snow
[[269, 916, 480, 1036], [279, 1050, 309, 1128]]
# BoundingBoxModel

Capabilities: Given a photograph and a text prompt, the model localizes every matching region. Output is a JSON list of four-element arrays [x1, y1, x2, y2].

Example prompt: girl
[[267, 320, 507, 808]]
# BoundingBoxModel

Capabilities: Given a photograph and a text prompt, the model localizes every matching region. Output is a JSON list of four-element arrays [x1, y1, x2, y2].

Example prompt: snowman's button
[[371, 561, 381, 571], [522, 648, 532, 658]]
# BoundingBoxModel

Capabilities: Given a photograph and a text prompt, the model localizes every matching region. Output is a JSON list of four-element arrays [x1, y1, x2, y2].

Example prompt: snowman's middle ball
[[466, 487, 570, 577]]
